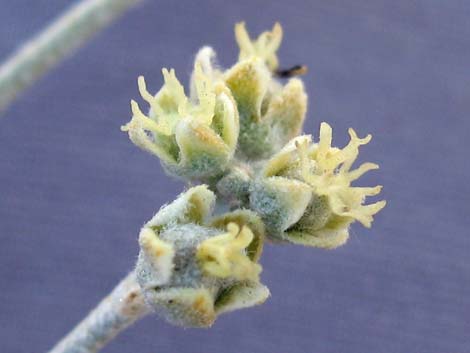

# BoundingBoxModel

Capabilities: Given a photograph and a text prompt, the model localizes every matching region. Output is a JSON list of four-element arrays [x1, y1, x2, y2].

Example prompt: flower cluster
[[124, 22, 386, 327]]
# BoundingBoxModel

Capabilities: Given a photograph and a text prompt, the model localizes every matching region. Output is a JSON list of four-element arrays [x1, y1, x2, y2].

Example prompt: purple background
[[1, 1, 469, 352]]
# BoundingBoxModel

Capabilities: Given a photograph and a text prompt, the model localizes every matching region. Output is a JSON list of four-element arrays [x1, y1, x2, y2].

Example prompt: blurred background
[[0, 1, 469, 352]]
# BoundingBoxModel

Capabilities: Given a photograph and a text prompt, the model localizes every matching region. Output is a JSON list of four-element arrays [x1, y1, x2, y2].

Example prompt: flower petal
[[266, 78, 307, 140], [285, 228, 350, 249], [145, 185, 216, 228], [210, 210, 265, 262], [224, 58, 270, 123], [215, 281, 270, 315], [250, 177, 312, 235], [143, 287, 216, 328], [174, 119, 231, 178]]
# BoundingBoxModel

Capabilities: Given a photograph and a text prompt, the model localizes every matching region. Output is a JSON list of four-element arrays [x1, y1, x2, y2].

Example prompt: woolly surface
[[0, 1, 469, 352]]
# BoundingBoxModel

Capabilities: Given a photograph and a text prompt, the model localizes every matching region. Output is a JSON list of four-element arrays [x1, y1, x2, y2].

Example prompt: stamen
[[197, 222, 261, 281], [129, 100, 166, 134], [162, 68, 188, 116], [137, 76, 163, 116], [235, 22, 283, 70], [294, 124, 385, 228], [347, 163, 379, 181]]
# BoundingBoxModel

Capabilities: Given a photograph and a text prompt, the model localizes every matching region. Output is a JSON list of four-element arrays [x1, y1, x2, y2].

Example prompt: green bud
[[135, 186, 268, 327], [224, 57, 307, 159], [216, 163, 253, 206]]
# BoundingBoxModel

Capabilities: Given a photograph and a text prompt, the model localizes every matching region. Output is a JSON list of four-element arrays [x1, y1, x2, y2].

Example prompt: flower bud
[[122, 63, 239, 181], [216, 163, 253, 206], [250, 123, 386, 248], [135, 186, 268, 327], [224, 53, 307, 159]]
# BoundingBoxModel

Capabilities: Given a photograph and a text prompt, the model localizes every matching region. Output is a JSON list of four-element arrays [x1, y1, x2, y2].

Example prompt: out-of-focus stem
[[48, 271, 151, 353], [0, 0, 142, 113]]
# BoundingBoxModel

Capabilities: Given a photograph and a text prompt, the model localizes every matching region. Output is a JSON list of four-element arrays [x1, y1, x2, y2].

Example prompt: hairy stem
[[48, 271, 150, 353], [0, 0, 142, 113]]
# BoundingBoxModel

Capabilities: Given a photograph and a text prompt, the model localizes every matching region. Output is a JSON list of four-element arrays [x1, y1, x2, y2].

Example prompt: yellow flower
[[197, 222, 262, 281], [122, 64, 239, 180], [296, 122, 386, 228], [235, 22, 283, 71], [250, 123, 386, 248]]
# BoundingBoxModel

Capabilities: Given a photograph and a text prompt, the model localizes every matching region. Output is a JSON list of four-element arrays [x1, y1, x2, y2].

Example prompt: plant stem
[[48, 271, 151, 353], [0, 0, 142, 114]]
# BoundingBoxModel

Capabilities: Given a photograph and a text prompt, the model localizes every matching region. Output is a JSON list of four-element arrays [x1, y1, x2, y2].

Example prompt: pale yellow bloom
[[121, 63, 239, 180], [296, 122, 386, 227], [197, 223, 262, 281], [250, 123, 386, 248], [123, 64, 215, 137], [235, 22, 283, 70]]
